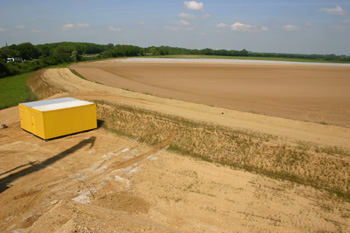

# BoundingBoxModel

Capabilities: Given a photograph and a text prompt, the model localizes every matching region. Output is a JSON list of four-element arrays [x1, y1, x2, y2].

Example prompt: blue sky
[[1, 0, 350, 55]]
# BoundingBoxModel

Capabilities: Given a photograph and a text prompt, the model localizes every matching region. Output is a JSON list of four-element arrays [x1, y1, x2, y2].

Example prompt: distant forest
[[1, 41, 349, 78]]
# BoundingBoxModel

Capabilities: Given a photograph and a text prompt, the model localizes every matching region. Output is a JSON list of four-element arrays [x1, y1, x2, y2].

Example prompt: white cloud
[[231, 22, 268, 32], [341, 19, 350, 24], [261, 26, 269, 31], [31, 29, 41, 33], [202, 13, 211, 20], [139, 21, 145, 25], [216, 23, 229, 28], [283, 24, 301, 31], [184, 1, 203, 11], [305, 22, 312, 26], [62, 23, 74, 30], [179, 20, 190, 26], [231, 22, 250, 31], [319, 6, 346, 15], [61, 22, 90, 30], [108, 26, 121, 32], [76, 23, 90, 29], [16, 25, 25, 30], [178, 12, 196, 19], [0, 27, 7, 32]]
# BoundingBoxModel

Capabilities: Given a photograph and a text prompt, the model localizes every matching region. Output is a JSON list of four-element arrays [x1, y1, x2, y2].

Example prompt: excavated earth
[[1, 59, 350, 232]]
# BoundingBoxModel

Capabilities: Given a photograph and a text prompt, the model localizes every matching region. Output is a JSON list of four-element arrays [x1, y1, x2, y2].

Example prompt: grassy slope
[[0, 73, 36, 109], [148, 54, 347, 63], [0, 62, 78, 110]]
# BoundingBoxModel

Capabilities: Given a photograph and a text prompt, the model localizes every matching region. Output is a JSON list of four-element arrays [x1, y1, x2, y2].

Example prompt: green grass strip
[[69, 68, 87, 80], [0, 73, 36, 109]]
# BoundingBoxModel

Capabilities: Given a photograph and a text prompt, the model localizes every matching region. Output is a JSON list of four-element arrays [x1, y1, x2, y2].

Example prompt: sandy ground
[[1, 63, 350, 232], [1, 107, 350, 232], [71, 59, 350, 128]]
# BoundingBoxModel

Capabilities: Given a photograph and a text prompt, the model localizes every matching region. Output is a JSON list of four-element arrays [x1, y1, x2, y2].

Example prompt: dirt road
[[72, 59, 350, 128]]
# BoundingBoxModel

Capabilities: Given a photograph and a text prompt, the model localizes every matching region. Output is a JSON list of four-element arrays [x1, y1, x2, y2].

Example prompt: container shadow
[[0, 136, 96, 194], [97, 119, 105, 128]]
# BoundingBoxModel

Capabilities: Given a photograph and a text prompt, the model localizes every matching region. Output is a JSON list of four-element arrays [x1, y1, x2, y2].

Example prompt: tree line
[[1, 41, 349, 78]]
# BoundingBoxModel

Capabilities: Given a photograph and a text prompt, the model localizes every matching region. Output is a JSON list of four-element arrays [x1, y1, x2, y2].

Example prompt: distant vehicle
[[6, 57, 23, 63]]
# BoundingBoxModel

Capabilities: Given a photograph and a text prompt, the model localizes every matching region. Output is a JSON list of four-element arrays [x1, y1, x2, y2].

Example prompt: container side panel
[[19, 104, 32, 132], [19, 105, 27, 130], [31, 114, 37, 135], [32, 111, 45, 139], [44, 104, 97, 139]]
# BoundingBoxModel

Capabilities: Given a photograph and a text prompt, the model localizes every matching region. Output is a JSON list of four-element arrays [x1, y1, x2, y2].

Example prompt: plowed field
[[72, 59, 350, 127]]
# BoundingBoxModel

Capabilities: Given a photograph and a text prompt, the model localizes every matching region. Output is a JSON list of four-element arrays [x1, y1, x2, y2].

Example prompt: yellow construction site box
[[19, 97, 97, 140]]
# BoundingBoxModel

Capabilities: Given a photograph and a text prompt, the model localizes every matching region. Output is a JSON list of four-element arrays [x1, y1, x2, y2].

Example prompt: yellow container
[[19, 97, 97, 140]]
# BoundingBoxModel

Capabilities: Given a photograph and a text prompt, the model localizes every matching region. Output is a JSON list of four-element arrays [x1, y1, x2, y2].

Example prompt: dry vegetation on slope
[[96, 101, 350, 199]]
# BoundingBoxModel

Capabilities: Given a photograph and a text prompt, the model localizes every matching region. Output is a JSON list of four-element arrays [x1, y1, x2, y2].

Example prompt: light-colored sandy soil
[[1, 107, 350, 232], [1, 62, 350, 232], [71, 59, 350, 128]]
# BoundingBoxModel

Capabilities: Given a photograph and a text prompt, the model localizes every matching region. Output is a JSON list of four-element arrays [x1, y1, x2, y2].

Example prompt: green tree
[[0, 61, 10, 78], [239, 49, 248, 56], [0, 49, 20, 60], [107, 43, 114, 50], [71, 50, 78, 61], [52, 45, 71, 63], [18, 42, 40, 60]]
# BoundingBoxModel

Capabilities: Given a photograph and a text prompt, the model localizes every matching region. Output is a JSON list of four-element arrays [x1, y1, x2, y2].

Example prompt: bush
[[0, 61, 9, 78]]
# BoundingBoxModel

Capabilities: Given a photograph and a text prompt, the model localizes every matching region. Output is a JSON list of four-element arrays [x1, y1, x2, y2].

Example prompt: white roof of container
[[20, 97, 94, 112]]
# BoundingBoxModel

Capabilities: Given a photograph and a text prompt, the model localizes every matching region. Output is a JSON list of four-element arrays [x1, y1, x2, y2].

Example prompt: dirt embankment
[[25, 67, 350, 196], [0, 65, 350, 232], [27, 67, 350, 149]]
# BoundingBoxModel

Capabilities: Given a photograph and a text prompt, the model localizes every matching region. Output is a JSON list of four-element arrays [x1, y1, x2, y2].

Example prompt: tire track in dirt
[[49, 129, 178, 209], [111, 129, 177, 170]]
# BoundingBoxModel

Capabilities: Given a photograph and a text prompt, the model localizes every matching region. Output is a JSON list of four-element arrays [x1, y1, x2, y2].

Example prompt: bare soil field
[[1, 63, 350, 232], [71, 59, 350, 128]]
